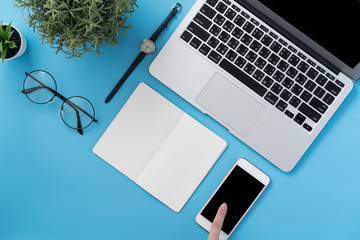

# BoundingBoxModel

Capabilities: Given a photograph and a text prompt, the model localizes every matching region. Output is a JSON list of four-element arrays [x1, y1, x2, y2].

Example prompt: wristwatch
[[105, 3, 182, 103]]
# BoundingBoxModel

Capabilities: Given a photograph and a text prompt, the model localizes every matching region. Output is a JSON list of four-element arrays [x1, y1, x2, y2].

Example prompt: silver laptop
[[149, 0, 358, 172]]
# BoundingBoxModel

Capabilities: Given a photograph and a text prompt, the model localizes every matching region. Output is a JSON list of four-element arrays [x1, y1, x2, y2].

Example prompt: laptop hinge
[[238, 0, 341, 76]]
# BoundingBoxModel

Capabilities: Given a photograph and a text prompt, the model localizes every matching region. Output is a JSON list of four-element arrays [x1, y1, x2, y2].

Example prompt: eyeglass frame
[[21, 70, 98, 135]]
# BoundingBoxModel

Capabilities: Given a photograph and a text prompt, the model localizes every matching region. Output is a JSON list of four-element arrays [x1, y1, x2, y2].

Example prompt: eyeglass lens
[[61, 96, 95, 130], [23, 70, 57, 104]]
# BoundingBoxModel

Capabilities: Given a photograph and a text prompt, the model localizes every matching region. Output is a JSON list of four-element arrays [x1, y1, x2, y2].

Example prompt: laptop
[[149, 0, 359, 172]]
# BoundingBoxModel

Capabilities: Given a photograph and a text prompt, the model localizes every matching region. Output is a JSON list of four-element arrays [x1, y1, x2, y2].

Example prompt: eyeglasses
[[21, 70, 97, 135]]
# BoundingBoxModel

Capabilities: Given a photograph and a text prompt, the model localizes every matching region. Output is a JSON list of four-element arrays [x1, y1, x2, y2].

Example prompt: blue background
[[1, 0, 359, 239]]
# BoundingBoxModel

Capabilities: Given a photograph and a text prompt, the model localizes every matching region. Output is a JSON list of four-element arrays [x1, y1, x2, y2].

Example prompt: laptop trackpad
[[196, 73, 265, 136]]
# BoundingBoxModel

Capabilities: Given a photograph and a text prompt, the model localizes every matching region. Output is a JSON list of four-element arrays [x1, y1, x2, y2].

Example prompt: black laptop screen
[[257, 0, 360, 68]]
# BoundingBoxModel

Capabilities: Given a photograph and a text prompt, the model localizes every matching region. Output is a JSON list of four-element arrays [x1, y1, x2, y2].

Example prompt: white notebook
[[93, 83, 227, 212]]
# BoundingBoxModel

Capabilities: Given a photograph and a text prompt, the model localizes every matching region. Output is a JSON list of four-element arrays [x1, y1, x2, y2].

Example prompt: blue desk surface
[[1, 1, 359, 239]]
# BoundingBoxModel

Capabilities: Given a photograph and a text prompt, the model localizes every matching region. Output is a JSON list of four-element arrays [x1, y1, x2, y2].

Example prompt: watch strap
[[105, 52, 146, 103], [150, 3, 182, 42]]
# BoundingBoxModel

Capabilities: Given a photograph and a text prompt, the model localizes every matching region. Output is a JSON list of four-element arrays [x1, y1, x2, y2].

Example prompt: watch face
[[141, 39, 156, 54]]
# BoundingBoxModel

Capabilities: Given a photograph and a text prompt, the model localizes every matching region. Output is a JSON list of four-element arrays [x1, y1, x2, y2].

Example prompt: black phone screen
[[200, 165, 265, 234]]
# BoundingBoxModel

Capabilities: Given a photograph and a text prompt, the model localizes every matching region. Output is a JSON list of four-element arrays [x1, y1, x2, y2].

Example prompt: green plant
[[0, 21, 17, 63], [14, 0, 137, 58]]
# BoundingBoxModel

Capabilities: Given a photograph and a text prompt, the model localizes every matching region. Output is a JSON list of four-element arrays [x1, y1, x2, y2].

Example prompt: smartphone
[[195, 158, 270, 239]]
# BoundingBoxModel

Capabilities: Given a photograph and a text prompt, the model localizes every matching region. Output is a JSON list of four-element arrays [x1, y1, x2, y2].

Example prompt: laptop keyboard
[[180, 0, 345, 132]]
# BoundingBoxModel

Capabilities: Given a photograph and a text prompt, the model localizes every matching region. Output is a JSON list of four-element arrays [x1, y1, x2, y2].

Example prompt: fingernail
[[220, 203, 227, 211]]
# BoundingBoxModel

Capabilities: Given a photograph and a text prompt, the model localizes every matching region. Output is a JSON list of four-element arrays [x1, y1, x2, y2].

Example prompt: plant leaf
[[8, 41, 16, 49]]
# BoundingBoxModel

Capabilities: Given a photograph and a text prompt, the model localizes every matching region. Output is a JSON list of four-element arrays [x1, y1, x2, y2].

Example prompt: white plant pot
[[2, 24, 27, 61]]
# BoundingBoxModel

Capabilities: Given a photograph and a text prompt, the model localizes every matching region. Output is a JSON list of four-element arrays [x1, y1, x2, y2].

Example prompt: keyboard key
[[225, 49, 237, 61], [303, 123, 313, 132], [231, 4, 241, 12], [326, 73, 336, 81], [235, 56, 246, 68], [201, 4, 217, 19], [208, 50, 222, 63], [264, 64, 276, 76], [270, 41, 282, 53], [206, 0, 218, 7], [253, 70, 265, 81], [285, 110, 294, 118], [215, 2, 228, 13], [279, 48, 291, 60], [232, 27, 244, 39], [295, 73, 307, 85], [268, 53, 280, 65], [300, 90, 312, 102], [245, 50, 258, 62], [315, 75, 328, 86], [225, 8, 237, 20], [187, 22, 211, 42], [199, 44, 211, 56], [265, 91, 279, 105], [288, 45, 297, 53], [223, 0, 231, 5], [244, 62, 256, 75], [325, 81, 341, 96], [250, 40, 262, 52], [286, 66, 298, 78], [234, 15, 246, 27], [223, 20, 235, 32], [254, 57, 267, 69], [208, 36, 220, 48], [240, 33, 253, 45], [190, 37, 202, 49], [181, 30, 193, 42], [289, 96, 301, 108], [209, 25, 222, 36], [277, 60, 289, 72], [194, 13, 213, 29], [323, 93, 335, 105], [214, 14, 226, 26], [282, 77, 294, 89], [271, 82, 283, 94], [260, 25, 269, 33], [236, 44, 248, 56], [216, 43, 229, 55], [276, 99, 288, 112], [219, 59, 267, 96], [259, 47, 271, 59], [261, 35, 273, 46], [304, 80, 316, 92], [294, 113, 306, 125], [291, 84, 303, 96], [262, 76, 274, 88], [243, 22, 255, 33], [251, 28, 264, 40], [218, 31, 230, 43], [297, 52, 307, 60], [227, 37, 240, 49], [288, 55, 300, 66], [314, 87, 325, 98], [280, 89, 292, 101], [279, 38, 288, 46], [309, 97, 328, 114], [269, 32, 278, 39], [307, 59, 316, 67], [273, 70, 285, 82], [306, 68, 319, 80], [241, 11, 250, 19], [335, 80, 345, 88], [250, 18, 260, 26], [316, 66, 326, 74]]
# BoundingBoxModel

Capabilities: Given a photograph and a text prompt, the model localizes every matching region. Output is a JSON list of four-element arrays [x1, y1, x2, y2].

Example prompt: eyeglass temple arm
[[24, 72, 98, 122]]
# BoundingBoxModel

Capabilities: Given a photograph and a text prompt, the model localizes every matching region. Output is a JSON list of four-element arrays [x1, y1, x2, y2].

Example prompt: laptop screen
[[257, 0, 360, 69]]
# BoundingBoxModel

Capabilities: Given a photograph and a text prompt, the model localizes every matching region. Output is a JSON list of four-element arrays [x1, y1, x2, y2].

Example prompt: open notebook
[[93, 83, 227, 212]]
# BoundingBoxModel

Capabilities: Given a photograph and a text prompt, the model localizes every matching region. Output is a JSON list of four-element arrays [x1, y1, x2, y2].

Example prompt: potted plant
[[14, 0, 137, 58], [0, 21, 27, 63]]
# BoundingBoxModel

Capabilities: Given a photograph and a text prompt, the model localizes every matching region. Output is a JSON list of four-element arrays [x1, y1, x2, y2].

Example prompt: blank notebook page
[[93, 83, 227, 212]]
